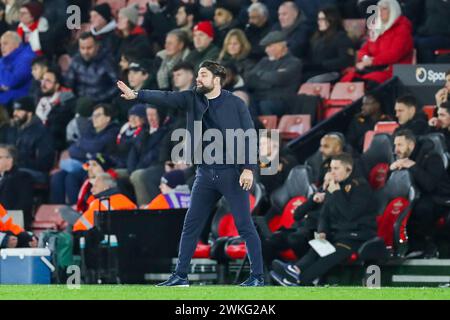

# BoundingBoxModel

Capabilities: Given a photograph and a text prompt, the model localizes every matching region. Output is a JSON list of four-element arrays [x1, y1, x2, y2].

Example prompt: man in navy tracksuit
[[117, 61, 264, 286]]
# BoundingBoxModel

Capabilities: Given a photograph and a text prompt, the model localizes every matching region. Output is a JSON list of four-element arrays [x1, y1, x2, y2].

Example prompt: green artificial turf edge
[[0, 285, 449, 300]]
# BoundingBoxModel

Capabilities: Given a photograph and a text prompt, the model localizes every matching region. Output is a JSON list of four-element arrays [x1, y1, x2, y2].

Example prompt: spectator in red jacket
[[341, 0, 413, 86]]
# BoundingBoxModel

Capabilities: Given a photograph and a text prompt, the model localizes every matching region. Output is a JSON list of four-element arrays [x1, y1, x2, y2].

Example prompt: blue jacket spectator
[[0, 32, 36, 106], [65, 32, 117, 103]]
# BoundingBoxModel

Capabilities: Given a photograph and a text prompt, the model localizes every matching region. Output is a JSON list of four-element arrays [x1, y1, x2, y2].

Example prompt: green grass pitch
[[0, 285, 449, 300]]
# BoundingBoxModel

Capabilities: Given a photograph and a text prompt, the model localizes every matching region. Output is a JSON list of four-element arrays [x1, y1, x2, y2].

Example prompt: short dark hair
[[440, 100, 450, 114], [199, 60, 227, 84], [31, 56, 49, 68], [331, 152, 353, 169], [0, 144, 18, 164], [173, 61, 195, 74], [396, 95, 418, 109], [394, 129, 416, 144], [93, 103, 116, 119], [179, 4, 198, 20], [79, 32, 96, 42], [44, 67, 63, 86]]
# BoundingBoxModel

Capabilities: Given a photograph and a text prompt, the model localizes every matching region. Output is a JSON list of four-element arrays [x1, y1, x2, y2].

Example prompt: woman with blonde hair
[[219, 28, 255, 80]]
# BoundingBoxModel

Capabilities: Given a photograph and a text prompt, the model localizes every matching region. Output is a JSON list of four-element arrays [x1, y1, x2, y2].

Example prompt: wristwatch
[[132, 90, 139, 99]]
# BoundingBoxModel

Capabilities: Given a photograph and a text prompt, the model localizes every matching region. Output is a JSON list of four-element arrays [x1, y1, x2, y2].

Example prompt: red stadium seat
[[258, 115, 278, 130], [298, 83, 331, 99], [255, 166, 316, 263], [435, 49, 450, 56], [322, 82, 365, 119], [360, 133, 394, 190], [277, 114, 311, 140], [32, 205, 67, 237], [374, 121, 399, 134], [363, 130, 376, 152], [423, 105, 436, 120]]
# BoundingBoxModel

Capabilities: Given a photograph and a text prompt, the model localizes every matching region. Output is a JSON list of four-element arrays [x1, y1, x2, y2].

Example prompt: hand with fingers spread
[[239, 169, 253, 191], [117, 80, 138, 100]]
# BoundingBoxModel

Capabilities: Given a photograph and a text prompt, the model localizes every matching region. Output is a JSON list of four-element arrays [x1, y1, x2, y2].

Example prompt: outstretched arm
[[117, 81, 186, 110]]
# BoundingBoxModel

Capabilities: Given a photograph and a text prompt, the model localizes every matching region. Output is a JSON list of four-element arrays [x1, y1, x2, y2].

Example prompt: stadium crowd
[[0, 0, 450, 286]]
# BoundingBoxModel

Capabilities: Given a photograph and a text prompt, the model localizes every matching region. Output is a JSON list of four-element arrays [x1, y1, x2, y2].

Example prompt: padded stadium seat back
[[278, 115, 311, 139], [343, 19, 367, 41], [422, 105, 436, 120], [258, 115, 278, 129], [330, 82, 365, 101], [419, 133, 449, 170], [211, 194, 257, 239], [298, 83, 331, 99], [304, 150, 323, 184], [360, 133, 394, 189], [33, 205, 65, 227], [376, 170, 417, 251], [270, 165, 315, 212], [268, 196, 308, 232], [374, 121, 399, 134]]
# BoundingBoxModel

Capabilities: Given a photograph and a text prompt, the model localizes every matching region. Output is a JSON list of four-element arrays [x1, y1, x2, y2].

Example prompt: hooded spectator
[[341, 0, 414, 86]]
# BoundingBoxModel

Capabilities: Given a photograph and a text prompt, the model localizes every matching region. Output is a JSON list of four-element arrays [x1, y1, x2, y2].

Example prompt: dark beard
[[13, 117, 28, 127], [195, 84, 213, 95]]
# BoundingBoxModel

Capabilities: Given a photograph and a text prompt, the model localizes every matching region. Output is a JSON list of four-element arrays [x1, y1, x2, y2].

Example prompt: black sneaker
[[156, 273, 189, 287], [239, 274, 265, 287], [269, 270, 298, 287], [271, 259, 300, 283]]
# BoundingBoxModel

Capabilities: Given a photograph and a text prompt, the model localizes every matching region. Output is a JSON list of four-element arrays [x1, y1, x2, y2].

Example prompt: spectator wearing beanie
[[114, 104, 147, 169], [185, 21, 220, 72], [0, 31, 35, 107], [8, 96, 55, 182], [89, 3, 119, 55], [117, 5, 152, 61], [17, 1, 56, 56], [145, 170, 191, 209]]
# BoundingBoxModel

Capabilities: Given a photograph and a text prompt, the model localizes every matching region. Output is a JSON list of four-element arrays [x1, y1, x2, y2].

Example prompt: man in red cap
[[185, 21, 219, 72]]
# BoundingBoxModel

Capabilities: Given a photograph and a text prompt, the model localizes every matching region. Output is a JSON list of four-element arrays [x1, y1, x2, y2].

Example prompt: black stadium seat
[[419, 133, 449, 170], [360, 133, 394, 190]]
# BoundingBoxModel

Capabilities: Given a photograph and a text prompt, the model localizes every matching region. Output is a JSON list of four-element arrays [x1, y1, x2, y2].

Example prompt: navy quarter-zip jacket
[[137, 89, 257, 171]]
